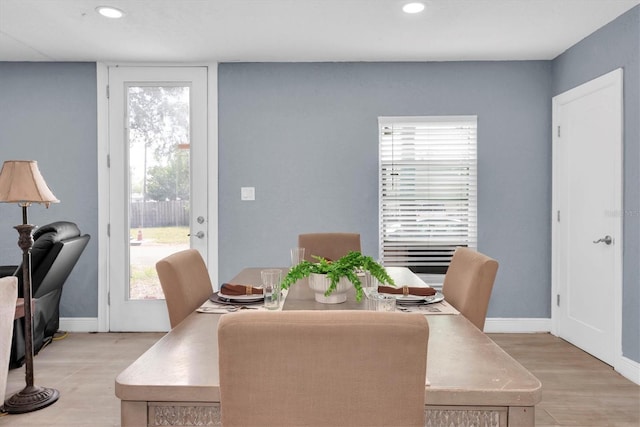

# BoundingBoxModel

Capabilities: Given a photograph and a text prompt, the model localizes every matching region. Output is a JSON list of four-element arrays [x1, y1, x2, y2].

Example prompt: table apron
[[121, 401, 534, 427]]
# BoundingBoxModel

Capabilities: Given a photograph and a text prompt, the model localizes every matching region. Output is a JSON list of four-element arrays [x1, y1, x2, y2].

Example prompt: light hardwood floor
[[1, 332, 638, 426], [489, 333, 639, 427]]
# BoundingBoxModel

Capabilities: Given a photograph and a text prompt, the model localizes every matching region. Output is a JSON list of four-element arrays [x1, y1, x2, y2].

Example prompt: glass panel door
[[108, 67, 208, 331]]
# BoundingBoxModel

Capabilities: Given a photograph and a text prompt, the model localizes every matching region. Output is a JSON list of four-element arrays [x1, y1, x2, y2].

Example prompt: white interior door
[[552, 68, 622, 366], [108, 66, 208, 332]]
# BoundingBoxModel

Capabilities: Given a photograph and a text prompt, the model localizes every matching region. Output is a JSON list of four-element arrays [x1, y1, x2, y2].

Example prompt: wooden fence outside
[[130, 200, 189, 228]]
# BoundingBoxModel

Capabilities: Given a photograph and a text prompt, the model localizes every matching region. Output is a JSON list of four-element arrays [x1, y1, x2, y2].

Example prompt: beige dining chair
[[441, 247, 499, 331], [298, 232, 361, 261], [155, 249, 214, 328], [218, 310, 429, 427], [1, 276, 18, 406]]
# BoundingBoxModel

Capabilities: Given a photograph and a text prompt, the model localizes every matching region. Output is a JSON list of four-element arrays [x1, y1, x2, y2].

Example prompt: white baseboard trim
[[616, 355, 640, 385], [483, 317, 552, 333], [59, 317, 99, 333]]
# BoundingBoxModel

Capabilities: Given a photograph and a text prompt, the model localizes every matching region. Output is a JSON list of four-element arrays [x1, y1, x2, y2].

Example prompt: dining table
[[115, 267, 542, 427]]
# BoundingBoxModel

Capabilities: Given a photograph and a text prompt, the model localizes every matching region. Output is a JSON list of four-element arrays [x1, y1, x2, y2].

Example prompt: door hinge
[[107, 154, 110, 168], [556, 294, 560, 306], [107, 291, 110, 306], [106, 84, 110, 99], [107, 223, 110, 237], [557, 210, 560, 222], [557, 125, 561, 137]]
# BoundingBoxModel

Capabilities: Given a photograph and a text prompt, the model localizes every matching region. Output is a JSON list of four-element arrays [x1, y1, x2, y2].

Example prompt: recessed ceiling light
[[402, 2, 425, 14], [96, 6, 125, 19]]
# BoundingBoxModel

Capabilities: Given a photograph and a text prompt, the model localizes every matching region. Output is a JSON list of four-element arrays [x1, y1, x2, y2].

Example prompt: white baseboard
[[616, 354, 640, 385], [483, 317, 552, 333], [59, 317, 99, 333]]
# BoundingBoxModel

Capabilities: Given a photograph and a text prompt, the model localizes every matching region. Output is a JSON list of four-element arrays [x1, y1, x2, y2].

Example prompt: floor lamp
[[0, 160, 60, 413]]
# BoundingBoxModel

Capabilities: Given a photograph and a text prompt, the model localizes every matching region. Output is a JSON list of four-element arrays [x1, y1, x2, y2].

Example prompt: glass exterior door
[[108, 67, 208, 331]]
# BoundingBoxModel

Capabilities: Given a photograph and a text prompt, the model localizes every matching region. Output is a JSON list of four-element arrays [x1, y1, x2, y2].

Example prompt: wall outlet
[[241, 187, 255, 201]]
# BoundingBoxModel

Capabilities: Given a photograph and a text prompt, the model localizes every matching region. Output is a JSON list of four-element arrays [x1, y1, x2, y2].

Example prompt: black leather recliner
[[0, 221, 90, 368]]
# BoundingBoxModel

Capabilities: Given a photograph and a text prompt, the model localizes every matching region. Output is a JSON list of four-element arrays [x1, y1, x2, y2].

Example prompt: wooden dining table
[[115, 267, 541, 427]]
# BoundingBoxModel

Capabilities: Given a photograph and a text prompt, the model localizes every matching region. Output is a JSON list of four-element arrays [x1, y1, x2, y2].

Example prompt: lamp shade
[[0, 160, 59, 207]]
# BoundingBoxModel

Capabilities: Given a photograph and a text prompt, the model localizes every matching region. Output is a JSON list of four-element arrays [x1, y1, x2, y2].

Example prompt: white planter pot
[[308, 273, 352, 304]]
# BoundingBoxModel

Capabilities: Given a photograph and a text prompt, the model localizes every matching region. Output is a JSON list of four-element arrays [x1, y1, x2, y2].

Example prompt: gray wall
[[0, 62, 98, 317], [0, 6, 635, 364], [218, 61, 553, 318], [552, 6, 640, 362]]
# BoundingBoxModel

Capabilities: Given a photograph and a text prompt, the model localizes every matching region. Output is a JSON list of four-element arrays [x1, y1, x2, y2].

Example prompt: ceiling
[[1, 0, 638, 63]]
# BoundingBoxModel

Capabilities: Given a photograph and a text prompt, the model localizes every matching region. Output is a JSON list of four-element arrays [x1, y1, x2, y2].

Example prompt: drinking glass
[[362, 271, 379, 298], [362, 271, 379, 310], [375, 294, 396, 312], [290, 247, 305, 266], [261, 269, 282, 310]]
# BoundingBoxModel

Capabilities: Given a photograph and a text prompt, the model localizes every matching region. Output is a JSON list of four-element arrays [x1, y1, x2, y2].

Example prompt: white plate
[[381, 291, 445, 305], [210, 293, 264, 306], [218, 291, 264, 302]]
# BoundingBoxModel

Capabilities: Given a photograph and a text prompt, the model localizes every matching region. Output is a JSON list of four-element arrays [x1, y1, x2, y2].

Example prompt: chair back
[[218, 310, 429, 427], [0, 276, 18, 404], [298, 232, 361, 261], [442, 247, 499, 330], [30, 222, 90, 299], [155, 249, 213, 328]]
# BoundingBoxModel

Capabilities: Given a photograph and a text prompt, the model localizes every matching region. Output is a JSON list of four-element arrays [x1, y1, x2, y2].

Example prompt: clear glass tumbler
[[375, 294, 396, 312], [290, 247, 305, 266], [261, 269, 282, 310], [362, 271, 379, 310]]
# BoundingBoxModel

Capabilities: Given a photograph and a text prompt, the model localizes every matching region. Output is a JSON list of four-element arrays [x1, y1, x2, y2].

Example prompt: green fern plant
[[280, 251, 395, 301]]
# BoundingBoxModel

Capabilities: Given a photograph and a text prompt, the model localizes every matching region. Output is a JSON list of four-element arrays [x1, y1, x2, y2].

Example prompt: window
[[379, 116, 477, 275]]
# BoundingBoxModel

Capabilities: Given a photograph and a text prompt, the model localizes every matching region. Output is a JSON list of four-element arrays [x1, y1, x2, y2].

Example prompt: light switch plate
[[241, 187, 255, 201]]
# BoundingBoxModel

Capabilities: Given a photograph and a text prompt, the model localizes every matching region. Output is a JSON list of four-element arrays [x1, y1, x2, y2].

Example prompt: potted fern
[[280, 251, 395, 304]]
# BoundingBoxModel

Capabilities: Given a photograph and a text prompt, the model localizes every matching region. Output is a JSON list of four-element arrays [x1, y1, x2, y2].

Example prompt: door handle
[[187, 231, 205, 239], [593, 235, 612, 245]]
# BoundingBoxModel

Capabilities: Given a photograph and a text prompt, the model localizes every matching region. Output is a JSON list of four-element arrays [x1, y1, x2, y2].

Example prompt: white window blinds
[[378, 116, 478, 274]]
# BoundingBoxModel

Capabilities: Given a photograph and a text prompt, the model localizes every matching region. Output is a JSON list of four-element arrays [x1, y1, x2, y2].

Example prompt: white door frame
[[96, 63, 219, 332], [551, 68, 623, 369]]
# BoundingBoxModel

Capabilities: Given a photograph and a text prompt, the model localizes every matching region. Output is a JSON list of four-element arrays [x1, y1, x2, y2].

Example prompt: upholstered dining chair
[[218, 310, 429, 427], [441, 247, 499, 331], [298, 232, 361, 261], [0, 276, 18, 406], [155, 249, 214, 328]]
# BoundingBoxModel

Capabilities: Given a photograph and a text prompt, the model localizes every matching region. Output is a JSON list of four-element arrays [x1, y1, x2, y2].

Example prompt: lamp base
[[3, 385, 59, 414]]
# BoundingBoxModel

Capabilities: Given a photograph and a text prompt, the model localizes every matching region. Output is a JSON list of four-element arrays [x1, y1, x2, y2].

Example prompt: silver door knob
[[593, 235, 612, 245], [188, 231, 205, 239]]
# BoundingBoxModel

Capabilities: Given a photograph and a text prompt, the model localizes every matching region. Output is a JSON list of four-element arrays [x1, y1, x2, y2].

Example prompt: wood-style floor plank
[[1, 332, 638, 426], [489, 333, 640, 427], [2, 333, 162, 427]]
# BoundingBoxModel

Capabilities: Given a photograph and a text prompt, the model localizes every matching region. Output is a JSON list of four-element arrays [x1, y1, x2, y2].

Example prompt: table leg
[[508, 406, 535, 426], [121, 401, 147, 427]]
